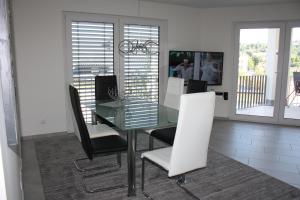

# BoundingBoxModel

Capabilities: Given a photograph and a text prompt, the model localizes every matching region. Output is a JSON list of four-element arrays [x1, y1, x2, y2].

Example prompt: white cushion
[[143, 129, 154, 135], [141, 147, 172, 171], [87, 124, 119, 139]]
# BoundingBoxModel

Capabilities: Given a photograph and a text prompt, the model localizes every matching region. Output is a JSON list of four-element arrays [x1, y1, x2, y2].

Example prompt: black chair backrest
[[95, 75, 118, 101], [69, 85, 93, 159], [186, 80, 207, 94], [293, 72, 300, 94]]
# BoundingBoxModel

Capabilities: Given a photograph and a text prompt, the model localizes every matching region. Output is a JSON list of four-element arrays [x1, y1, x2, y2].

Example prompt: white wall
[[198, 3, 300, 117], [12, 0, 300, 136], [12, 0, 202, 136]]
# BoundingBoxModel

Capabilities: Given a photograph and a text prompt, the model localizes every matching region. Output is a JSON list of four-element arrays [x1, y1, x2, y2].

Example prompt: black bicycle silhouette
[[118, 39, 159, 55]]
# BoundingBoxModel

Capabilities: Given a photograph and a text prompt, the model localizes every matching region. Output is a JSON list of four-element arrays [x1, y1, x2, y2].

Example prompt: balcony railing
[[237, 75, 267, 109]]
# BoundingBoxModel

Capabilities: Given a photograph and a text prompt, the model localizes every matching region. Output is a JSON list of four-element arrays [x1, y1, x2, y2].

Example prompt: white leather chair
[[87, 123, 119, 138], [69, 85, 121, 172], [72, 115, 119, 141], [70, 98, 119, 142], [163, 77, 185, 110], [141, 92, 215, 198], [143, 77, 184, 149]]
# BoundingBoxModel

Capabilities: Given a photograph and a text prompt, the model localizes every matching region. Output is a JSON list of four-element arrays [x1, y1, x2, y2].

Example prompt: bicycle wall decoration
[[118, 39, 159, 55]]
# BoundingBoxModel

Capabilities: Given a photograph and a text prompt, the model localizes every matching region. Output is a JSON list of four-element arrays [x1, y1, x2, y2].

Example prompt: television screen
[[169, 51, 224, 85]]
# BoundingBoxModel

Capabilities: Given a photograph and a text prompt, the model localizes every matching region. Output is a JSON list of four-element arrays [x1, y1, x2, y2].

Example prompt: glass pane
[[236, 28, 280, 117], [71, 21, 114, 123], [94, 99, 178, 131], [123, 24, 159, 103], [284, 27, 300, 120]]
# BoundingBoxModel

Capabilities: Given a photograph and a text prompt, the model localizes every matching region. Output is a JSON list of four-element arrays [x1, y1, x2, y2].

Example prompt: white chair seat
[[141, 147, 172, 171], [87, 124, 119, 139], [143, 129, 154, 135]]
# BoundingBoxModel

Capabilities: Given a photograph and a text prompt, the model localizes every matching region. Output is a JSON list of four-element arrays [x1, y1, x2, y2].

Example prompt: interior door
[[232, 22, 285, 124]]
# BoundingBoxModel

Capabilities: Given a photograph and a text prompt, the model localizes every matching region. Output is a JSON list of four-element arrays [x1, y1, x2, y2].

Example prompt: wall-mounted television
[[169, 51, 224, 85]]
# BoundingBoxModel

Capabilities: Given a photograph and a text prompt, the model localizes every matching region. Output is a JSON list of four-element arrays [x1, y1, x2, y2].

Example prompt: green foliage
[[247, 57, 255, 70], [240, 43, 267, 75], [290, 43, 300, 68]]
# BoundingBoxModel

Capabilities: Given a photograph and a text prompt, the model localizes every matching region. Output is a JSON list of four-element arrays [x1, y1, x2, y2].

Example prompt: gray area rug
[[34, 133, 300, 200]]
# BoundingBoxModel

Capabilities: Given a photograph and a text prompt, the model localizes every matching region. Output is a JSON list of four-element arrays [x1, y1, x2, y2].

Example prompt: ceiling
[[141, 0, 300, 8]]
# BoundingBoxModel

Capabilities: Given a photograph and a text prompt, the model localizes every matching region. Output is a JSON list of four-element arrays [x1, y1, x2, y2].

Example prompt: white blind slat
[[72, 21, 114, 123], [124, 24, 160, 103]]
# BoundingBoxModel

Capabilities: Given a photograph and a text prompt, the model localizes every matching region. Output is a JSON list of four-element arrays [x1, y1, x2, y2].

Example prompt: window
[[124, 24, 159, 103], [71, 21, 114, 122], [66, 13, 165, 124]]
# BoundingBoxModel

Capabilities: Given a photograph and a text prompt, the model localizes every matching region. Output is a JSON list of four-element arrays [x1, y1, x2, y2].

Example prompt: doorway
[[232, 22, 300, 125]]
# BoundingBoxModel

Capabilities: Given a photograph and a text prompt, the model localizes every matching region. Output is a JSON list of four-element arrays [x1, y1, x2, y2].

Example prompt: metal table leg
[[91, 111, 97, 125], [127, 130, 136, 196]]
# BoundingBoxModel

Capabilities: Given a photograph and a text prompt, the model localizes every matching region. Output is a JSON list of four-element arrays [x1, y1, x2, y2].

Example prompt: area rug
[[34, 133, 300, 200]]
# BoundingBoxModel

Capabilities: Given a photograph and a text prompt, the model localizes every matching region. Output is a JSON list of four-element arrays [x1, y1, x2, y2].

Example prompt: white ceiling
[[141, 0, 300, 8]]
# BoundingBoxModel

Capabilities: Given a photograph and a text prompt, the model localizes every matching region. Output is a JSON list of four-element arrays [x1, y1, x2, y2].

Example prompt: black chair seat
[[186, 80, 207, 94], [92, 135, 127, 154], [151, 127, 176, 146], [96, 115, 116, 127]]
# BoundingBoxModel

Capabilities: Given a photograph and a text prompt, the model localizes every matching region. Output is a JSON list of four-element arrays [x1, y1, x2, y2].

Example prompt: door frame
[[230, 21, 286, 124], [278, 21, 300, 126]]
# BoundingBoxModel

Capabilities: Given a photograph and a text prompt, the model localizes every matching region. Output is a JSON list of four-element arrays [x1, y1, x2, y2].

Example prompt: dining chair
[[186, 79, 207, 94], [164, 77, 185, 109], [95, 75, 118, 101], [69, 85, 127, 193], [286, 72, 300, 106], [149, 79, 207, 146], [141, 92, 215, 199], [143, 77, 184, 149], [95, 75, 118, 126]]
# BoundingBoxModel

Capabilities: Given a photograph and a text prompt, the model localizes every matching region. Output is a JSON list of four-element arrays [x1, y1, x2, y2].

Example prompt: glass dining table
[[89, 98, 178, 196]]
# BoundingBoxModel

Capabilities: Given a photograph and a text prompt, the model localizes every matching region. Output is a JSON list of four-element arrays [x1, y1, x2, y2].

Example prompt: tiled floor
[[236, 105, 300, 119], [210, 120, 300, 189], [22, 119, 300, 200]]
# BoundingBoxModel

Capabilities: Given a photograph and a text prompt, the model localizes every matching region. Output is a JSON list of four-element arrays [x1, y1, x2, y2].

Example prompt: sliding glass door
[[232, 23, 285, 123], [233, 21, 300, 126], [279, 22, 300, 125]]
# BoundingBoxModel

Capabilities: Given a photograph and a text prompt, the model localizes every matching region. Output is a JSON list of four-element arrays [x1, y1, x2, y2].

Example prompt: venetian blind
[[124, 24, 160, 103], [71, 21, 114, 122]]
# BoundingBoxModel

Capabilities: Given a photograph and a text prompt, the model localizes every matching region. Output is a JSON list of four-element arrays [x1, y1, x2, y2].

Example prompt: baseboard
[[214, 116, 230, 121], [21, 131, 71, 141]]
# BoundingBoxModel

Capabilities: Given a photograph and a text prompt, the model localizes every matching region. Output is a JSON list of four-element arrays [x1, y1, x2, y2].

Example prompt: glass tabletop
[[93, 98, 178, 131]]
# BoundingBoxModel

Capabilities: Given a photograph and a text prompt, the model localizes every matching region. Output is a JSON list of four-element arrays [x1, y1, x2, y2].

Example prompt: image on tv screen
[[169, 51, 223, 85]]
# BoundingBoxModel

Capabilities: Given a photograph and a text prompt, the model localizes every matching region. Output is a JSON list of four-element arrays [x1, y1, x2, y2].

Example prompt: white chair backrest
[[164, 77, 184, 110], [168, 92, 215, 177]]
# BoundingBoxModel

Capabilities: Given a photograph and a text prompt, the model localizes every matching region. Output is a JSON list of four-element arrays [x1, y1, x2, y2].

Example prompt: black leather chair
[[95, 75, 118, 101], [150, 127, 176, 146], [69, 85, 127, 193], [95, 75, 118, 126], [186, 80, 207, 94]]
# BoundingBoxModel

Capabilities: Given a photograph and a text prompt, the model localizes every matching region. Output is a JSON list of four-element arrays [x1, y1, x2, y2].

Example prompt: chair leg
[[82, 173, 126, 193], [74, 158, 95, 172], [175, 175, 200, 200], [176, 175, 186, 185], [75, 154, 121, 173], [149, 136, 154, 150], [141, 159, 154, 200], [117, 153, 122, 167], [135, 133, 138, 151], [77, 156, 126, 193], [141, 158, 145, 191]]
